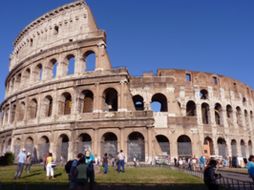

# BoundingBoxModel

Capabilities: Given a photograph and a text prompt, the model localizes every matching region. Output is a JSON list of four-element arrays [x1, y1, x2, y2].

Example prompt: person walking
[[199, 155, 206, 171], [204, 159, 221, 190], [84, 147, 95, 190], [74, 153, 87, 190], [247, 155, 254, 182], [117, 150, 125, 173], [14, 148, 27, 179], [25, 152, 32, 174], [102, 153, 108, 174], [46, 152, 55, 179]]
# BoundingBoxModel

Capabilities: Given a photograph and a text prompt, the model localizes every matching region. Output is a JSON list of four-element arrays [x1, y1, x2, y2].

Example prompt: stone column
[[94, 83, 102, 112], [75, 50, 84, 74]]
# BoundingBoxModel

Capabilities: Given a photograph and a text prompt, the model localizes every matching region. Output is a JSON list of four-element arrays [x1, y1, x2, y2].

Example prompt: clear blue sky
[[1, 0, 254, 103]]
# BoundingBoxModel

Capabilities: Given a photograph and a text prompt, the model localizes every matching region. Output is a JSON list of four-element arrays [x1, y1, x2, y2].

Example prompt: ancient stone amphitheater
[[0, 0, 253, 163]]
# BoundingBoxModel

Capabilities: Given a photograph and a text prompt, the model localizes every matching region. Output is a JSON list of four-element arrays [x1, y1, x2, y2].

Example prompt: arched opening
[[200, 89, 208, 100], [28, 99, 38, 119], [49, 59, 58, 79], [127, 132, 145, 162], [186, 101, 196, 116], [34, 64, 43, 82], [17, 101, 25, 122], [78, 133, 92, 153], [236, 107, 242, 127], [16, 73, 22, 88], [59, 92, 72, 115], [151, 93, 168, 112], [43, 95, 53, 117], [244, 110, 249, 127], [241, 140, 246, 158], [215, 103, 223, 125], [83, 51, 96, 72], [103, 88, 118, 111], [38, 136, 50, 162], [132, 95, 144, 111], [201, 103, 210, 124], [243, 97, 247, 106], [204, 137, 214, 156], [217, 138, 227, 158], [101, 132, 117, 159], [226, 105, 233, 119], [14, 138, 21, 158], [23, 68, 31, 84], [155, 135, 170, 155], [250, 111, 253, 126], [177, 135, 192, 159], [67, 55, 75, 75], [6, 139, 11, 152], [10, 104, 16, 124], [57, 134, 69, 162], [25, 137, 35, 161], [82, 90, 94, 113], [231, 140, 237, 157], [248, 140, 253, 155]]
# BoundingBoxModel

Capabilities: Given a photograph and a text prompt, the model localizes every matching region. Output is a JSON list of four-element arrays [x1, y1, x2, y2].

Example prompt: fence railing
[[172, 166, 254, 190]]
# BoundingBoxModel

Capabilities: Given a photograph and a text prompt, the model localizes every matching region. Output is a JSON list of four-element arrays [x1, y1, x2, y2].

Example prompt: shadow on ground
[[0, 183, 208, 190]]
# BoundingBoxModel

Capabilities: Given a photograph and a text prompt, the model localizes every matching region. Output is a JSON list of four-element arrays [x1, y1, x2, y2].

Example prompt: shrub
[[4, 152, 15, 165]]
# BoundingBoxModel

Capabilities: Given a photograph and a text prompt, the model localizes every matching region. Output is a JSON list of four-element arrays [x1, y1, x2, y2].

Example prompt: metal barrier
[[172, 166, 254, 190]]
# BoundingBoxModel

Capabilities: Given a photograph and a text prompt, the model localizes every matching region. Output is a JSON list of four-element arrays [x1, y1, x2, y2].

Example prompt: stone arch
[[248, 140, 253, 155], [6, 138, 11, 152], [81, 90, 94, 113], [83, 50, 96, 72], [101, 132, 118, 159], [186, 100, 196, 116], [42, 95, 53, 118], [10, 103, 16, 124], [103, 88, 118, 111], [231, 139, 237, 157], [59, 92, 72, 115], [127, 132, 145, 162], [28, 98, 38, 119], [38, 136, 50, 161], [215, 103, 223, 125], [204, 137, 214, 156], [16, 73, 22, 88], [155, 135, 170, 155], [132, 95, 144, 111], [244, 110, 249, 127], [48, 58, 58, 79], [200, 89, 208, 100], [57, 134, 69, 162], [226, 105, 233, 119], [151, 93, 168, 112], [250, 111, 254, 126], [236, 106, 242, 127], [33, 63, 43, 82], [23, 68, 31, 84], [17, 101, 25, 121], [78, 133, 92, 153], [25, 137, 36, 161], [66, 54, 75, 75], [177, 135, 192, 159], [217, 137, 227, 158], [240, 139, 246, 158], [201, 103, 210, 124]]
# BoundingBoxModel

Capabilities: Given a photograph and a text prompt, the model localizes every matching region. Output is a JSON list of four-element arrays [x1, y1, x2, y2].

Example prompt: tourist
[[117, 150, 125, 173], [102, 153, 108, 174], [199, 155, 206, 171], [204, 159, 221, 190], [25, 152, 32, 174], [68, 154, 80, 190], [14, 148, 27, 179], [73, 153, 87, 190], [84, 147, 95, 190], [46, 152, 55, 179], [247, 155, 254, 182]]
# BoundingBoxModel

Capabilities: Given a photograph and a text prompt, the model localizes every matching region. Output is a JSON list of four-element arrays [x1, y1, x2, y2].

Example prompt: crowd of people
[[14, 148, 33, 179]]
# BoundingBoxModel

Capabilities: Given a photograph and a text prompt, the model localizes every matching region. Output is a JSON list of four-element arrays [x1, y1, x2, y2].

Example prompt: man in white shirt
[[117, 150, 125, 172], [14, 148, 27, 179]]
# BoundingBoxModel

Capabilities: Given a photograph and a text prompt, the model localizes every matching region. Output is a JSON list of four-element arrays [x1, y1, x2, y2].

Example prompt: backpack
[[65, 160, 74, 174]]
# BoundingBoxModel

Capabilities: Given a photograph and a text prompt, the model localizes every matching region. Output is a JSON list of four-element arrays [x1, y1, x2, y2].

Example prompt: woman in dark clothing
[[204, 159, 221, 190], [103, 153, 108, 174]]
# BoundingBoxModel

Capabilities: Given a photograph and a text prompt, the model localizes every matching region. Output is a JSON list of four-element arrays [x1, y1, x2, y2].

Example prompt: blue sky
[[1, 0, 254, 103]]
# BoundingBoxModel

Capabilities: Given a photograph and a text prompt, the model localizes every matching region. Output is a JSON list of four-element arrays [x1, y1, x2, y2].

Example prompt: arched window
[[78, 134, 92, 153], [204, 137, 214, 156], [186, 101, 196, 116], [82, 90, 94, 113], [127, 132, 145, 162], [240, 140, 246, 158], [103, 88, 118, 111], [28, 99, 38, 119], [17, 102, 25, 121], [38, 136, 50, 162], [231, 140, 237, 157], [10, 104, 16, 124], [201, 103, 210, 124], [83, 51, 96, 72], [59, 92, 72, 115], [248, 140, 253, 155], [67, 55, 75, 75], [244, 110, 249, 127], [215, 103, 223, 125], [156, 135, 170, 155], [250, 111, 253, 126], [236, 107, 242, 127], [177, 135, 192, 159], [226, 105, 233, 119], [101, 132, 118, 159], [57, 134, 69, 162], [200, 89, 208, 100], [217, 138, 227, 158], [43, 95, 53, 117], [16, 73, 22, 88], [34, 64, 43, 81], [243, 97, 247, 106], [23, 68, 31, 84], [151, 93, 168, 112], [49, 59, 58, 79], [132, 95, 144, 111]]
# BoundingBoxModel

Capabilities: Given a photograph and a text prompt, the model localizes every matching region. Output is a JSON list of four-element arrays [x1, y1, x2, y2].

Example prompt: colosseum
[[0, 0, 253, 164]]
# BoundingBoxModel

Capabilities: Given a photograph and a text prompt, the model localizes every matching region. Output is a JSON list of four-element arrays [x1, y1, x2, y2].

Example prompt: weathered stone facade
[[0, 0, 253, 163]]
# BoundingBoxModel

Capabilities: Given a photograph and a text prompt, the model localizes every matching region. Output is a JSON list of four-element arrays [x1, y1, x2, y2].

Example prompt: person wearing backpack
[[66, 154, 82, 190], [74, 153, 88, 190], [204, 159, 221, 190], [247, 155, 254, 182], [84, 147, 95, 190]]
